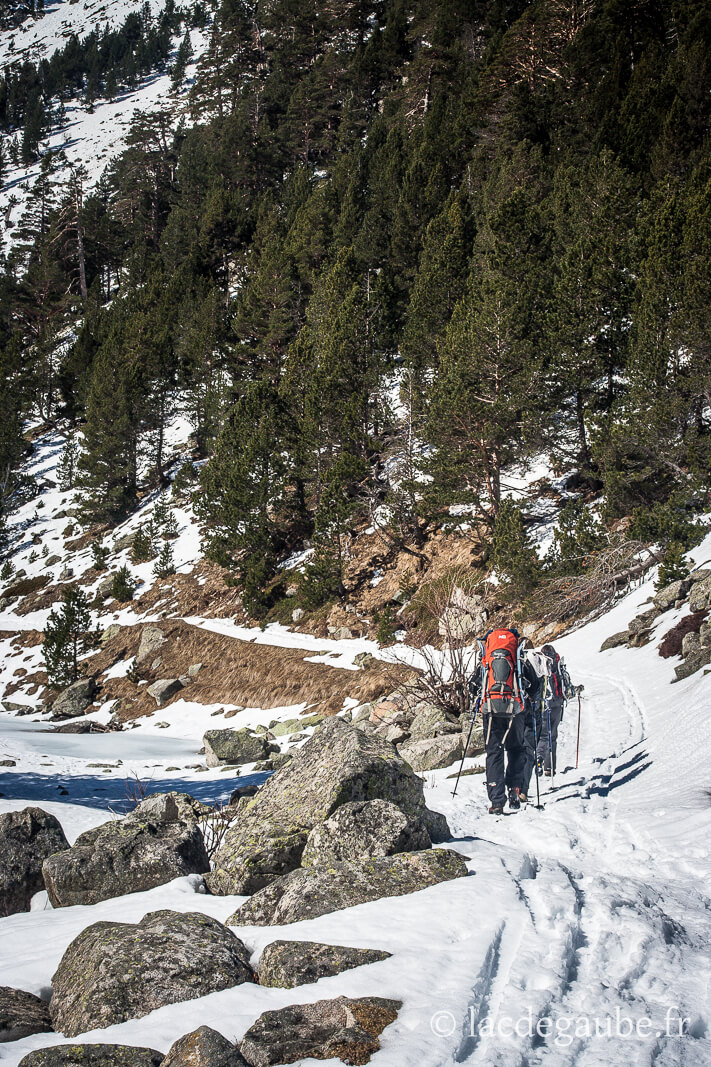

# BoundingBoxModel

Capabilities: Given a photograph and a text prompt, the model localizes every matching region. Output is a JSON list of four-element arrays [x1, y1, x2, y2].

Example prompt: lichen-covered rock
[[653, 579, 690, 611], [239, 996, 401, 1066], [682, 631, 701, 657], [600, 630, 631, 652], [229, 848, 469, 926], [270, 714, 323, 737], [301, 800, 430, 867], [50, 911, 253, 1037], [0, 807, 69, 916], [160, 1026, 248, 1066], [398, 734, 463, 772], [0, 986, 52, 1042], [136, 626, 167, 665], [208, 718, 446, 895], [203, 728, 275, 768], [408, 704, 460, 740], [18, 1046, 163, 1067], [673, 645, 711, 682], [42, 816, 209, 908], [206, 820, 310, 896], [628, 607, 661, 634], [50, 678, 96, 720], [257, 941, 391, 989], [689, 575, 711, 612]]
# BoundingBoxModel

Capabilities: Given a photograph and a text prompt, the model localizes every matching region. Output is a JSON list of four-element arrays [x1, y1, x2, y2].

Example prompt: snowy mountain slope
[[1, 521, 711, 1063], [0, 0, 211, 250]]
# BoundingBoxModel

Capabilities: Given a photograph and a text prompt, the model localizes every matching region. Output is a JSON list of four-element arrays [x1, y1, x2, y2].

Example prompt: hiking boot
[[508, 787, 521, 810], [488, 805, 504, 815], [544, 769, 552, 777], [519, 793, 528, 804]]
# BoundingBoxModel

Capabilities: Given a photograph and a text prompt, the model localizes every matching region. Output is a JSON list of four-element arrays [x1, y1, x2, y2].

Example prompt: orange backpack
[[482, 629, 523, 717]]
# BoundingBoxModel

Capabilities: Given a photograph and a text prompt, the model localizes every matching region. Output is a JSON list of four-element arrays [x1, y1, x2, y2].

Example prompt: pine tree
[[57, 433, 80, 491], [43, 587, 100, 688], [171, 29, 193, 91], [153, 541, 175, 578]]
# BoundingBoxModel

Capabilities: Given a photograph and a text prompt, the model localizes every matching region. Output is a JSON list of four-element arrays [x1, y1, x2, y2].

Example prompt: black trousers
[[537, 698, 564, 773], [522, 702, 542, 796], [483, 712, 527, 808]]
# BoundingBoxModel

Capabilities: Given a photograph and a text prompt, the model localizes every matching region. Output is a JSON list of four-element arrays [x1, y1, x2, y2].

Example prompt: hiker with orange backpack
[[472, 627, 528, 815]]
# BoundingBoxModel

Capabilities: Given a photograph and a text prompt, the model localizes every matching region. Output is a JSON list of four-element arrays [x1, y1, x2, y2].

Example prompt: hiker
[[537, 642, 567, 777], [472, 627, 527, 815], [520, 641, 547, 802]]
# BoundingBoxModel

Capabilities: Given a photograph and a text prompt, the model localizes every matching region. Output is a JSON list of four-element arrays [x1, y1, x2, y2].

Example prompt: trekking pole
[[532, 703, 542, 809], [452, 696, 481, 797], [575, 686, 583, 769]]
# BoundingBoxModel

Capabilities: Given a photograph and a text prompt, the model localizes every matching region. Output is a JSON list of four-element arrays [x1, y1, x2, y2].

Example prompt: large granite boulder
[[674, 645, 711, 682], [257, 940, 391, 988], [689, 575, 711, 612], [600, 630, 631, 652], [18, 1047, 162, 1067], [208, 719, 447, 895], [146, 679, 183, 706], [229, 848, 468, 926], [203, 728, 275, 768], [43, 810, 209, 907], [136, 626, 167, 665], [0, 986, 52, 1042], [161, 1027, 248, 1067], [50, 911, 253, 1038], [408, 704, 460, 740], [50, 678, 96, 721], [653, 578, 690, 611], [240, 996, 401, 1067], [203, 820, 309, 897], [398, 734, 463, 772], [0, 807, 69, 916], [301, 800, 430, 867]]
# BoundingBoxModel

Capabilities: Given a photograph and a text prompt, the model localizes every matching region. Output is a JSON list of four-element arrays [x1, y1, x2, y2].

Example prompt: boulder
[[127, 791, 209, 826], [270, 714, 323, 737], [101, 624, 123, 646], [18, 1046, 163, 1067], [682, 631, 701, 657], [136, 626, 167, 665], [50, 678, 96, 720], [353, 652, 375, 669], [206, 820, 309, 896], [146, 679, 183, 706], [653, 579, 690, 611], [257, 941, 391, 989], [398, 734, 464, 772], [0, 807, 69, 916], [332, 626, 352, 640], [408, 704, 460, 740], [240, 996, 401, 1067], [700, 621, 711, 646], [291, 608, 304, 623], [42, 812, 209, 908], [600, 630, 631, 652], [208, 719, 446, 895], [674, 646, 711, 682], [229, 848, 468, 926], [203, 728, 275, 768], [628, 607, 661, 634], [0, 986, 52, 1042], [301, 800, 430, 867], [50, 911, 253, 1037], [161, 1027, 248, 1067], [689, 576, 711, 613]]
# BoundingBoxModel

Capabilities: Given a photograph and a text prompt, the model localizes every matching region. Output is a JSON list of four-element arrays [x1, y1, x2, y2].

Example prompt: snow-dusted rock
[[0, 807, 69, 917], [42, 814, 209, 908], [300, 800, 431, 867], [203, 728, 275, 768], [229, 848, 469, 925], [50, 678, 96, 720], [161, 1026, 248, 1067], [240, 996, 401, 1065], [18, 1046, 163, 1067], [50, 911, 253, 1037], [0, 986, 52, 1042], [256, 940, 391, 989]]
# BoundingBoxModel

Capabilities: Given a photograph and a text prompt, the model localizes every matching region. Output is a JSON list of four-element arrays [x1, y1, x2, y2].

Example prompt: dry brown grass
[[90, 620, 414, 722]]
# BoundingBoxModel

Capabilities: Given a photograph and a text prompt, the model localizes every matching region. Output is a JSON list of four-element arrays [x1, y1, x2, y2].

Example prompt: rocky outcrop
[[229, 848, 468, 926], [0, 986, 52, 1042], [398, 734, 463, 771], [136, 626, 168, 665], [18, 1047, 163, 1067], [653, 578, 690, 611], [146, 679, 183, 706], [0, 807, 69, 916], [203, 728, 276, 768], [301, 800, 430, 867], [600, 630, 631, 652], [239, 996, 401, 1067], [50, 911, 253, 1037], [43, 807, 209, 907], [257, 940, 391, 988], [161, 1027, 248, 1067], [50, 678, 96, 720], [208, 719, 447, 896], [674, 645, 711, 682]]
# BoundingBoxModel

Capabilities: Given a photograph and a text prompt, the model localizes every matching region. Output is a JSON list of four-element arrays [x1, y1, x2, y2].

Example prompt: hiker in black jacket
[[537, 643, 565, 776], [520, 642, 546, 802]]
